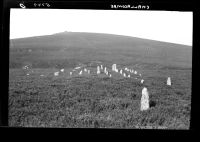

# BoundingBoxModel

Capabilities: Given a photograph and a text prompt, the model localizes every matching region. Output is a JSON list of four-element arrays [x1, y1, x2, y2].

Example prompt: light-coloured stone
[[101, 65, 103, 70], [97, 66, 100, 74], [120, 69, 123, 74], [167, 77, 171, 86], [112, 64, 118, 72], [134, 71, 137, 74], [54, 72, 59, 76], [104, 67, 107, 73], [79, 70, 82, 75], [112, 64, 116, 71], [141, 87, 149, 111], [75, 66, 81, 69]]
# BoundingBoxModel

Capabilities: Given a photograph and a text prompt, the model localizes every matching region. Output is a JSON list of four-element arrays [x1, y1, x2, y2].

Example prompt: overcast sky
[[10, 9, 193, 46]]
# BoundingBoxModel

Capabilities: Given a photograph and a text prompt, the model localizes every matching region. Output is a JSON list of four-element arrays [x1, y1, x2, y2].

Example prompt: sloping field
[[10, 32, 192, 69], [9, 32, 192, 129]]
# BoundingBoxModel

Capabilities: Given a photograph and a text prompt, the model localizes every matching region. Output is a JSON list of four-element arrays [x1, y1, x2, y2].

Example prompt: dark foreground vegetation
[[9, 68, 191, 129]]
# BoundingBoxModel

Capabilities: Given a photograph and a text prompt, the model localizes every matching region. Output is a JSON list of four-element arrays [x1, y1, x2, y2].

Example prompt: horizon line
[[10, 31, 192, 46]]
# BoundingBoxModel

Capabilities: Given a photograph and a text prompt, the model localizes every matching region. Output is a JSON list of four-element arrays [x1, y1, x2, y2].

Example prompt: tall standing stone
[[167, 77, 171, 86], [112, 64, 116, 71], [97, 66, 100, 74], [104, 67, 107, 74], [140, 87, 149, 111]]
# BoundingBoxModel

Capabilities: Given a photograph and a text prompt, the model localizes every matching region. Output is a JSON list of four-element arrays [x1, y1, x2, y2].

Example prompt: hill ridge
[[9, 31, 192, 69]]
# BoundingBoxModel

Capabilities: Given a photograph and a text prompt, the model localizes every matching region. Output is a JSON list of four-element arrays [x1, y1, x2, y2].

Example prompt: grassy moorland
[[9, 32, 192, 129]]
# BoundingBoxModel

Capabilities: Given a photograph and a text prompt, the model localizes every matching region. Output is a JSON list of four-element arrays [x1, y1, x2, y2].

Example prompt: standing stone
[[112, 64, 116, 71], [120, 69, 123, 74], [101, 65, 103, 70], [70, 72, 72, 75], [167, 77, 171, 86], [112, 64, 118, 72], [104, 67, 107, 73], [79, 70, 82, 75], [141, 79, 144, 84], [97, 66, 100, 74], [123, 73, 126, 77], [134, 71, 137, 74], [140, 87, 149, 111], [54, 72, 59, 76]]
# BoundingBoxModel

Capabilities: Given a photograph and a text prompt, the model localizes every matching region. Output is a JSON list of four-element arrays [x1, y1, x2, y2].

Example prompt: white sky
[[10, 9, 193, 46]]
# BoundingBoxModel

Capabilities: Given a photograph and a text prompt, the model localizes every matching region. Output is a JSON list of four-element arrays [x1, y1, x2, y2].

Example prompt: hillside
[[9, 32, 192, 69], [9, 32, 192, 129]]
